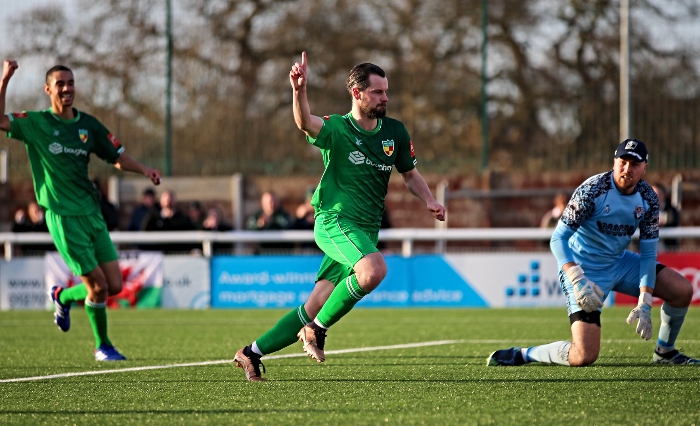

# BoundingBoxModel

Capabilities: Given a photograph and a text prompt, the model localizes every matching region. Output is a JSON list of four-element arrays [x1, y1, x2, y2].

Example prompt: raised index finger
[[301, 51, 307, 69]]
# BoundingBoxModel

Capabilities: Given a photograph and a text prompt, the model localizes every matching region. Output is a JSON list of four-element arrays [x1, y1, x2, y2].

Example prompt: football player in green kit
[[234, 52, 446, 381], [1, 60, 162, 361]]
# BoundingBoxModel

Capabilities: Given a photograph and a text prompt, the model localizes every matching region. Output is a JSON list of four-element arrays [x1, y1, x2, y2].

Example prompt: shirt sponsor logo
[[48, 142, 88, 157], [79, 129, 89, 143], [11, 112, 28, 118], [348, 150, 393, 172], [107, 133, 121, 148], [382, 140, 394, 156], [596, 220, 636, 237], [49, 142, 63, 154], [349, 151, 365, 164]]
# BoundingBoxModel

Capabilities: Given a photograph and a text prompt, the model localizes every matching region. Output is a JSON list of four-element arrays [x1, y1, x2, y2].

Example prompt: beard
[[361, 103, 387, 119]]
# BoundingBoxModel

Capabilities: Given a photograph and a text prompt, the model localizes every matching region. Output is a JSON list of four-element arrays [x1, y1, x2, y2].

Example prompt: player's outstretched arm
[[290, 51, 323, 138], [115, 152, 162, 185], [0, 60, 19, 132], [400, 168, 446, 221]]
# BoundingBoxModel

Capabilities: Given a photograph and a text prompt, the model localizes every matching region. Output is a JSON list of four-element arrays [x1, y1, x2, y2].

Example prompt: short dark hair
[[45, 65, 73, 84], [346, 63, 386, 96]]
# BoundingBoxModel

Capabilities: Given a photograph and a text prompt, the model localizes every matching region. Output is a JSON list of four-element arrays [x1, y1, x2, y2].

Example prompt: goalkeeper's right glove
[[565, 265, 604, 313]]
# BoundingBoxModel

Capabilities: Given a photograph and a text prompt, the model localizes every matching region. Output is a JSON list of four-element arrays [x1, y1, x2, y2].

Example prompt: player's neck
[[51, 104, 75, 120], [351, 110, 378, 131]]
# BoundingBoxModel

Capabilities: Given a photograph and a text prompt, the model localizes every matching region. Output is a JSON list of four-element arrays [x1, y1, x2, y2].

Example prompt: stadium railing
[[3, 227, 700, 260]]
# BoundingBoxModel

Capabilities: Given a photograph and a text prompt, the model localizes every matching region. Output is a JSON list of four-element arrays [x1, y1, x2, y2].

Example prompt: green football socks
[[84, 299, 112, 348], [58, 284, 88, 305], [255, 305, 311, 355], [315, 274, 368, 328]]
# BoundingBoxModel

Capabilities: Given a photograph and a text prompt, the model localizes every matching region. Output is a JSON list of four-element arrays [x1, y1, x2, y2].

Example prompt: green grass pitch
[[1, 307, 699, 425]]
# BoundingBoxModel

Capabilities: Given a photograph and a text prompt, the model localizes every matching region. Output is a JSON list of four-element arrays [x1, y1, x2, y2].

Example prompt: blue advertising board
[[210, 254, 488, 308]]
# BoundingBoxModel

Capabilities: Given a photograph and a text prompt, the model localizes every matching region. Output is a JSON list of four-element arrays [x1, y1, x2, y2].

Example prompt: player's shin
[[524, 341, 571, 366], [58, 284, 89, 305], [657, 303, 688, 351], [255, 305, 311, 355], [84, 299, 112, 348], [315, 275, 367, 328]]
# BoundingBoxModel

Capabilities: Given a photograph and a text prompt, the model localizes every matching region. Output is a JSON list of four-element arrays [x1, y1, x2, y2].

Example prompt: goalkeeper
[[488, 139, 698, 367]]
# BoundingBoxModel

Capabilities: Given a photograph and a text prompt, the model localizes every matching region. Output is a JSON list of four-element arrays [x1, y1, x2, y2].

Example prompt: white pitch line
[[0, 339, 464, 383], [3, 338, 699, 383]]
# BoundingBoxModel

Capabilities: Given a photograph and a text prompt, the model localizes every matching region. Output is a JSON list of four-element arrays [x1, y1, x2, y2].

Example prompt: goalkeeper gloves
[[626, 292, 653, 340], [565, 265, 604, 313]]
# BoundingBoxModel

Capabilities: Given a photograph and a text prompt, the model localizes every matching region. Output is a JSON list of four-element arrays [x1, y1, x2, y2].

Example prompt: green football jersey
[[308, 113, 416, 232], [7, 109, 124, 216]]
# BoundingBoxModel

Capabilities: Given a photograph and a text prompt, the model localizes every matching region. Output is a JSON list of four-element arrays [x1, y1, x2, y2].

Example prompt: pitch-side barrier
[[2, 228, 700, 310], [3, 227, 700, 260]]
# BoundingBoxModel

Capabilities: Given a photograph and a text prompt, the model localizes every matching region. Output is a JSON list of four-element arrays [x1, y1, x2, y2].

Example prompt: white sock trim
[[313, 318, 328, 329], [251, 342, 264, 357], [84, 299, 106, 309]]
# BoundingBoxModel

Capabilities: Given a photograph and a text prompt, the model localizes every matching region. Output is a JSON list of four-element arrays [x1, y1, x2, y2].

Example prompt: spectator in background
[[540, 192, 569, 229], [290, 187, 318, 251], [203, 206, 234, 253], [12, 200, 55, 253], [13, 201, 49, 233], [652, 183, 680, 250], [188, 201, 206, 230], [128, 188, 158, 231], [143, 190, 195, 252], [246, 190, 292, 252], [92, 178, 119, 231], [203, 206, 233, 232], [290, 187, 315, 231]]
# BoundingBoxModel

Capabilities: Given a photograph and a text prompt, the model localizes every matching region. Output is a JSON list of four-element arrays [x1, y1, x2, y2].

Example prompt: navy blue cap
[[615, 139, 648, 163]]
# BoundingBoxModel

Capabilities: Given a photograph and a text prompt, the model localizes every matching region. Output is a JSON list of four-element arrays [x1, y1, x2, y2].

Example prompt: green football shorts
[[45, 210, 118, 276], [314, 212, 379, 285]]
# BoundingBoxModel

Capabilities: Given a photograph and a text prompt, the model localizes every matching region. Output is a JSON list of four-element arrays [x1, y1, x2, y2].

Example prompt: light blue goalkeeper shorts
[[559, 250, 660, 316]]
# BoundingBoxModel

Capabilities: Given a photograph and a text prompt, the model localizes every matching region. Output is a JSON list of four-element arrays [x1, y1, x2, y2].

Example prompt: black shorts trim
[[569, 310, 601, 327], [656, 263, 666, 275]]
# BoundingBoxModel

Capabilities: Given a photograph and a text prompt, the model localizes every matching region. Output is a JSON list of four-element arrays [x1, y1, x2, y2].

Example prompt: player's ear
[[352, 87, 361, 100], [44, 84, 51, 95]]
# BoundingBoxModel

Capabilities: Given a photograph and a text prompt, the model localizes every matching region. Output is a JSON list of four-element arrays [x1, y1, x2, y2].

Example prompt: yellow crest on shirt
[[382, 140, 394, 156], [79, 129, 88, 143]]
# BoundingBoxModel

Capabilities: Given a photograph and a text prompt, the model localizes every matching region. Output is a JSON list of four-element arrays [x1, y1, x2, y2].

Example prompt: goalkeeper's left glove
[[626, 292, 653, 340]]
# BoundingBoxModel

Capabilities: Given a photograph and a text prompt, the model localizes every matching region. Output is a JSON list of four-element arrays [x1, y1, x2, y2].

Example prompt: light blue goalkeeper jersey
[[550, 170, 660, 289]]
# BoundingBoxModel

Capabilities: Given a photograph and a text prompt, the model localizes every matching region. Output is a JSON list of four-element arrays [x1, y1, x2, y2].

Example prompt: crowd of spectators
[[12, 180, 682, 256], [9, 185, 399, 255]]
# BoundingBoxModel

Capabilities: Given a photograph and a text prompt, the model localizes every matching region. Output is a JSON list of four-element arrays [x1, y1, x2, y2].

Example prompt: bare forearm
[[0, 61, 18, 132], [115, 153, 147, 174], [0, 79, 9, 131], [293, 88, 322, 138], [401, 168, 446, 221], [404, 171, 436, 203], [115, 152, 162, 185]]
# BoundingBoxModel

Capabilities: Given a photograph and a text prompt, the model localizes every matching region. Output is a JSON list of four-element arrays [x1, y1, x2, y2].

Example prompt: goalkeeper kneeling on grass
[[488, 139, 698, 367]]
